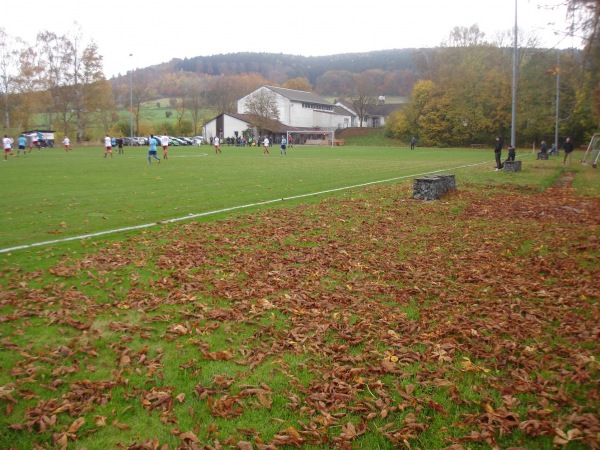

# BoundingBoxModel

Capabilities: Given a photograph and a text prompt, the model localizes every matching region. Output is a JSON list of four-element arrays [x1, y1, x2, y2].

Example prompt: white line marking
[[0, 158, 508, 254]]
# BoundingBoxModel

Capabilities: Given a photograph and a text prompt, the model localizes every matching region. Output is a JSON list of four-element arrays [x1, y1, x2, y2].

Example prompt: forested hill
[[131, 49, 419, 85]]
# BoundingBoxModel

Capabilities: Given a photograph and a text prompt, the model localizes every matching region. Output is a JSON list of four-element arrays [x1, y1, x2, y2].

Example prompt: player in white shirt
[[104, 135, 112, 158], [214, 136, 221, 154], [3, 135, 15, 161], [62, 136, 72, 152], [160, 134, 169, 159], [263, 137, 270, 155]]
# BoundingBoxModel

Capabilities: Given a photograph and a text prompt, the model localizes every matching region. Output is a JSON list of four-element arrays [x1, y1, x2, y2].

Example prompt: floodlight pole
[[510, 0, 518, 148], [129, 54, 133, 145], [554, 51, 560, 152]]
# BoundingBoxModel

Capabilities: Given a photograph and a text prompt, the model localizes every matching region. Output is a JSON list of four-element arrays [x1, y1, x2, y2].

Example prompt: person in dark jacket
[[562, 137, 574, 165], [537, 141, 547, 159], [494, 136, 503, 171]]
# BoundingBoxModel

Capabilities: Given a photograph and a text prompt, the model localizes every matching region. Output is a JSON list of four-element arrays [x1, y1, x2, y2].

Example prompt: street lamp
[[129, 54, 133, 146]]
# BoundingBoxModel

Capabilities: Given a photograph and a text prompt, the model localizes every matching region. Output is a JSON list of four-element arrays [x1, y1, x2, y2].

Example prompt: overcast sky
[[3, 0, 579, 79]]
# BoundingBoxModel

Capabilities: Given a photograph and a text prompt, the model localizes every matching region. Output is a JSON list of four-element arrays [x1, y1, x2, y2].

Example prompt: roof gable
[[265, 86, 332, 106]]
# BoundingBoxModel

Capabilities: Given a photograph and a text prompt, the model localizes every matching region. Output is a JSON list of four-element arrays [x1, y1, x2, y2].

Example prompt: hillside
[[112, 49, 420, 88]]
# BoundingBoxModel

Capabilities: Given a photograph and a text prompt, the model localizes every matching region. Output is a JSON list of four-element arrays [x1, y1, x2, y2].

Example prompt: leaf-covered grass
[[0, 146, 598, 449]]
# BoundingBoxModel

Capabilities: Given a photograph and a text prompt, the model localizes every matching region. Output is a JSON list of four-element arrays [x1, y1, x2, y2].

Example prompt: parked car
[[192, 136, 204, 146], [123, 137, 139, 146], [166, 137, 180, 146], [178, 137, 193, 145]]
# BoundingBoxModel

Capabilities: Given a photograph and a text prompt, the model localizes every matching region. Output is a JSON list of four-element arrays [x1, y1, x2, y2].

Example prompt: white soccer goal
[[286, 130, 335, 147], [581, 133, 600, 168]]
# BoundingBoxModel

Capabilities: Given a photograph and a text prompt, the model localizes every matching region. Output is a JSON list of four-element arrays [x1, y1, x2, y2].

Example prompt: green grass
[[4, 145, 592, 252], [0, 145, 475, 250], [0, 143, 598, 449]]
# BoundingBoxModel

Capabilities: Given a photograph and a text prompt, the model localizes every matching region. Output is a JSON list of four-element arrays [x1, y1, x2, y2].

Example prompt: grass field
[[1, 144, 514, 252], [0, 145, 598, 449]]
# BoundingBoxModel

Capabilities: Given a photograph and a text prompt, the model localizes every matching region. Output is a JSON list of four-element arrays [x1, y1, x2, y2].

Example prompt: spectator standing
[[410, 136, 416, 150], [562, 137, 574, 165], [494, 136, 503, 171], [104, 135, 113, 158]]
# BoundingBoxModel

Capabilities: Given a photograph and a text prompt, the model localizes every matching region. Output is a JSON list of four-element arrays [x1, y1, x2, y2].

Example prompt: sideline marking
[[0, 158, 509, 254]]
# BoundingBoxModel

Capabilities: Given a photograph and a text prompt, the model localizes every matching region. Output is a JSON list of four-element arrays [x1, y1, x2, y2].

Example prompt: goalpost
[[581, 133, 600, 168], [286, 130, 335, 147]]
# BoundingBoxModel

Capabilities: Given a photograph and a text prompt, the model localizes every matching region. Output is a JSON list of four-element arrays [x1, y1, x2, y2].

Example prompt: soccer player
[[280, 135, 287, 156], [148, 135, 160, 164], [160, 134, 169, 159], [263, 136, 270, 155], [17, 134, 27, 157], [104, 134, 113, 158], [62, 135, 72, 152], [214, 136, 222, 154], [3, 135, 15, 161]]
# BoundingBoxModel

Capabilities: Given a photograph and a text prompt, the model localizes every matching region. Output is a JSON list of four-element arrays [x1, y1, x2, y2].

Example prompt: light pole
[[554, 51, 560, 154], [510, 0, 518, 148], [129, 54, 133, 145]]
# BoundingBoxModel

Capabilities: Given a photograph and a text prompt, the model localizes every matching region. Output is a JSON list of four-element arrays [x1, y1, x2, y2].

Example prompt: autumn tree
[[0, 28, 20, 131], [315, 70, 354, 96], [564, 0, 600, 130], [282, 77, 313, 92], [205, 73, 266, 115]]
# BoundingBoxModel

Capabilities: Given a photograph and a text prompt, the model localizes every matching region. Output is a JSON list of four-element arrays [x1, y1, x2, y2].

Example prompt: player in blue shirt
[[17, 135, 27, 157], [280, 135, 287, 156], [148, 135, 160, 164]]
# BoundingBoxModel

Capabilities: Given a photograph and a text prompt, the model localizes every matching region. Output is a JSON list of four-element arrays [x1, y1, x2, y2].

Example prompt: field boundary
[[0, 159, 495, 254]]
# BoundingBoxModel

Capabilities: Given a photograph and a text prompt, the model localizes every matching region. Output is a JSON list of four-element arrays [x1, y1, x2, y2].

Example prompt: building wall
[[238, 86, 352, 130], [203, 115, 251, 142]]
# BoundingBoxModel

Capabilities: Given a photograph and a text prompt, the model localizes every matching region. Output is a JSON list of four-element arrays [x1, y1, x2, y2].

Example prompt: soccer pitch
[[0, 145, 496, 251]]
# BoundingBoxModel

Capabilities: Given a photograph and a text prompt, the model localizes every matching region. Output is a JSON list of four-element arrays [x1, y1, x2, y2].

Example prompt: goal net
[[581, 133, 600, 168], [286, 130, 335, 147]]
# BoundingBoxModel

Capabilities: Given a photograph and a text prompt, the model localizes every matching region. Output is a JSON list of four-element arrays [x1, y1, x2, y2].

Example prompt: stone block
[[503, 160, 522, 172], [413, 174, 456, 201]]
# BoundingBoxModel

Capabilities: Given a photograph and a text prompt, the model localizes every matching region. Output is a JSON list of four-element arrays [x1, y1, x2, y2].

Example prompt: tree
[[282, 77, 313, 92], [565, 0, 600, 128], [351, 73, 378, 127], [205, 74, 266, 115], [443, 25, 487, 47], [182, 79, 207, 135], [0, 28, 21, 131], [243, 88, 280, 135]]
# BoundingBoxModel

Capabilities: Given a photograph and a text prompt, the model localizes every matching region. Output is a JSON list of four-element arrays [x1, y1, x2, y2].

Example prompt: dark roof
[[367, 104, 403, 116], [265, 86, 333, 106]]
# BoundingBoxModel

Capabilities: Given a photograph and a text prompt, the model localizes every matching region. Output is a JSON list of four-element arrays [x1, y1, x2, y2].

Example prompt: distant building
[[335, 100, 402, 128], [237, 86, 353, 131], [201, 86, 401, 140]]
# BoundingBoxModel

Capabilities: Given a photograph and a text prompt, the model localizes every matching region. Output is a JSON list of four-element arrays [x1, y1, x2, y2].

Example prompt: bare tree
[[442, 25, 487, 47], [350, 74, 377, 127], [243, 88, 280, 135]]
